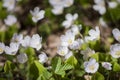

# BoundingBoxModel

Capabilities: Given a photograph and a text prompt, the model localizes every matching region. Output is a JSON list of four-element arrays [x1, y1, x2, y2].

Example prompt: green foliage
[[113, 62, 120, 72], [92, 72, 105, 80]]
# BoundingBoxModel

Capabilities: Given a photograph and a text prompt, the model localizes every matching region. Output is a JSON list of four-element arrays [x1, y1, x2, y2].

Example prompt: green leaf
[[51, 57, 62, 72], [65, 56, 77, 67], [4, 60, 15, 73], [30, 61, 52, 80], [60, 63, 73, 71], [92, 72, 105, 80], [113, 62, 120, 72]]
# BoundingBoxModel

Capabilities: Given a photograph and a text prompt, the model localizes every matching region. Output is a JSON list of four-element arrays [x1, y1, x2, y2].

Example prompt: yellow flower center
[[115, 51, 120, 56], [89, 65, 95, 71], [0, 48, 3, 53], [68, 39, 73, 44], [60, 51, 65, 55]]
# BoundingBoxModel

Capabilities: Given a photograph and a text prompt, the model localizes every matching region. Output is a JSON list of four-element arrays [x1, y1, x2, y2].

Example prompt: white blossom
[[93, 0, 106, 15], [112, 28, 120, 42], [57, 46, 69, 56], [65, 51, 73, 59], [17, 53, 28, 64], [110, 43, 120, 58], [4, 15, 17, 26], [38, 52, 48, 64], [52, 6, 64, 15], [21, 36, 31, 48], [108, 1, 117, 9], [3, 0, 15, 11], [84, 58, 99, 73], [102, 62, 112, 70], [99, 18, 107, 27], [71, 24, 82, 35], [81, 48, 95, 60], [49, 0, 74, 15], [30, 34, 42, 50], [5, 42, 19, 55], [62, 13, 78, 28], [11, 33, 23, 44], [60, 31, 75, 46], [85, 26, 100, 42], [30, 7, 45, 23], [0, 42, 5, 54], [69, 39, 84, 50]]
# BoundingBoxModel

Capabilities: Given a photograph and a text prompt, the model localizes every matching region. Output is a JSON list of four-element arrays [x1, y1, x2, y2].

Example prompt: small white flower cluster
[[62, 13, 78, 28], [57, 23, 83, 58], [93, 0, 117, 15], [85, 26, 100, 42], [110, 28, 120, 58], [49, 0, 74, 15], [4, 15, 17, 26], [30, 7, 45, 23], [0, 33, 43, 64]]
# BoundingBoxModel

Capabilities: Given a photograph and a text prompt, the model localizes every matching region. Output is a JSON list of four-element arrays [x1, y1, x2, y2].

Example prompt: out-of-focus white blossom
[[108, 2, 117, 9], [110, 43, 120, 58], [3, 0, 15, 11], [84, 58, 99, 73], [102, 62, 112, 70], [52, 6, 64, 15], [62, 13, 78, 28], [30, 7, 45, 23], [69, 39, 83, 50], [5, 42, 19, 55], [21, 36, 31, 48], [30, 34, 42, 51], [93, 0, 106, 15], [81, 48, 95, 60], [38, 52, 48, 64], [17, 53, 28, 64], [71, 24, 82, 35], [85, 26, 100, 42], [57, 46, 68, 56], [60, 31, 75, 46], [4, 15, 17, 26], [0, 42, 5, 54], [11, 33, 23, 44], [65, 51, 73, 59], [99, 18, 107, 27], [49, 0, 74, 15], [112, 28, 120, 42]]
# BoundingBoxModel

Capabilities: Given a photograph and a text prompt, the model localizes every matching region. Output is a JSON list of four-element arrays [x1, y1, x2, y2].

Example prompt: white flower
[[108, 1, 117, 9], [38, 52, 48, 64], [110, 43, 120, 58], [71, 24, 82, 35], [81, 48, 95, 60], [63, 0, 74, 7], [112, 28, 120, 42], [99, 18, 107, 27], [69, 39, 84, 50], [3, 0, 15, 11], [30, 7, 45, 23], [65, 51, 73, 59], [57, 46, 69, 56], [52, 6, 64, 15], [93, 0, 106, 15], [17, 53, 28, 64], [85, 26, 100, 42], [21, 36, 31, 48], [11, 33, 23, 44], [102, 62, 112, 70], [62, 13, 78, 28], [5, 42, 19, 55], [0, 42, 5, 54], [4, 15, 17, 26], [30, 34, 42, 50], [60, 31, 75, 46], [84, 58, 99, 73], [49, 0, 74, 15]]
